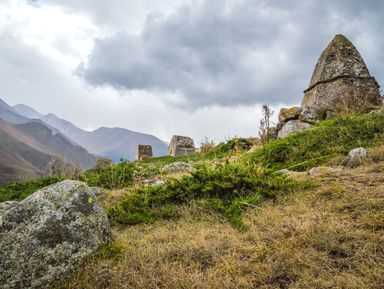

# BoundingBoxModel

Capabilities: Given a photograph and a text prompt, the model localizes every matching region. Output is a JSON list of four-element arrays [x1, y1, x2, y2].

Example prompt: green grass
[[109, 161, 313, 230], [0, 177, 63, 202], [249, 112, 384, 171]]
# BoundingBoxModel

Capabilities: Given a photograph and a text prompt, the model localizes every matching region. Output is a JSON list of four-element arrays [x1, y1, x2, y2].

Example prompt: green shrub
[[249, 113, 384, 171], [77, 159, 137, 189], [0, 177, 63, 202], [214, 137, 253, 154], [109, 162, 310, 229]]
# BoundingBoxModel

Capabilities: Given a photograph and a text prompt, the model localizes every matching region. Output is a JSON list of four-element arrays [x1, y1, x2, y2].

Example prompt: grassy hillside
[[2, 111, 384, 288]]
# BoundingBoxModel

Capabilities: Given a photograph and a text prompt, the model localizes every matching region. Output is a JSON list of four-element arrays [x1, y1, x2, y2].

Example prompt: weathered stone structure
[[276, 34, 382, 139], [136, 145, 153, 161], [168, 135, 196, 157], [301, 34, 381, 113]]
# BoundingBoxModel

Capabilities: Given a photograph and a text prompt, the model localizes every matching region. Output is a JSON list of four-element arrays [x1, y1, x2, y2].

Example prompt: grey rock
[[299, 106, 324, 124], [341, 147, 368, 168], [278, 107, 303, 122], [143, 179, 166, 187], [162, 162, 191, 174], [308, 166, 343, 176], [277, 120, 312, 139], [0, 180, 111, 289]]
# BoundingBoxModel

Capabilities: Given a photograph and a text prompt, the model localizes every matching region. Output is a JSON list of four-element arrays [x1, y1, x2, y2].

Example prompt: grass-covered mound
[[250, 112, 384, 171], [109, 162, 312, 229]]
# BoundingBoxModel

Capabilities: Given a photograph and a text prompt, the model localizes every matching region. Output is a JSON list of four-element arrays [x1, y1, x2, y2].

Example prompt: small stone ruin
[[168, 135, 196, 157], [277, 34, 382, 138], [136, 145, 153, 161]]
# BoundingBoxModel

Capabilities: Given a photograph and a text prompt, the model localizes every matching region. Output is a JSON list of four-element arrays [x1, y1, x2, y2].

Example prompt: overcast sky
[[1, 0, 383, 143]]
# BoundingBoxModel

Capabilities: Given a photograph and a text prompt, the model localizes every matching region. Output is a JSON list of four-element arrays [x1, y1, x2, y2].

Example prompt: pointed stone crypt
[[301, 34, 381, 112], [277, 34, 382, 138]]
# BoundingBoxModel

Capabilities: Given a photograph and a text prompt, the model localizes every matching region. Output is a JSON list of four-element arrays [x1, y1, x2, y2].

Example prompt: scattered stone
[[277, 120, 312, 139], [301, 34, 382, 115], [308, 166, 343, 176], [0, 180, 111, 289], [143, 179, 166, 187], [278, 169, 307, 178], [341, 147, 368, 168], [299, 106, 324, 124], [278, 107, 303, 122], [136, 145, 153, 161], [168, 135, 196, 157], [162, 162, 191, 174]]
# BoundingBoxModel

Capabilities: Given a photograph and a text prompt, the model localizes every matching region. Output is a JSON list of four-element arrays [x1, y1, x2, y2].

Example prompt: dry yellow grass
[[59, 162, 384, 289]]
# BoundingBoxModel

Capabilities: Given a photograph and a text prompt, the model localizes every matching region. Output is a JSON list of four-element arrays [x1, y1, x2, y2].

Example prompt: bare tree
[[46, 156, 83, 179], [259, 104, 274, 144]]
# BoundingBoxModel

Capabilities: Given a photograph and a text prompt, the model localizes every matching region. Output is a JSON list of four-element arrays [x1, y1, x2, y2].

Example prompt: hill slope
[[0, 119, 97, 183], [0, 124, 52, 184], [13, 104, 168, 161]]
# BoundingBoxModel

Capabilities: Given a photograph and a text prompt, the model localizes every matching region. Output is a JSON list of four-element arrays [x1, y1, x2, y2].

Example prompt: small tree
[[199, 137, 216, 154], [259, 104, 274, 144], [45, 156, 83, 179], [93, 157, 114, 170]]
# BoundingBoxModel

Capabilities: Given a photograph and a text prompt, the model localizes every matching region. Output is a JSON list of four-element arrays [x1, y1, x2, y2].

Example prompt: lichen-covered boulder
[[162, 162, 191, 174], [0, 180, 111, 289], [278, 107, 303, 122], [277, 120, 312, 139]]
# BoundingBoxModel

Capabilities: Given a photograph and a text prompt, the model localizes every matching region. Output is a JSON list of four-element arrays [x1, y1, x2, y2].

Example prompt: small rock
[[299, 106, 325, 124], [341, 147, 368, 168], [308, 166, 343, 176], [278, 107, 303, 122], [278, 169, 307, 178], [161, 162, 191, 174], [277, 120, 312, 138], [143, 179, 166, 187]]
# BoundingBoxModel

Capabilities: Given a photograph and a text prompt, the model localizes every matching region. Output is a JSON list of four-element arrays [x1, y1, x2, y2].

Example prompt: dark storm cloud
[[70, 0, 384, 108]]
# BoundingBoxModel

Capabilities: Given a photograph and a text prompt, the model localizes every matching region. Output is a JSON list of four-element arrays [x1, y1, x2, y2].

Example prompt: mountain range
[[0, 98, 168, 184]]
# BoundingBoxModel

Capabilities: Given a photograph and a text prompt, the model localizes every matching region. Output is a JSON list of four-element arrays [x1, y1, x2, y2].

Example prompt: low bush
[[109, 161, 311, 229], [0, 177, 63, 202], [77, 159, 137, 189]]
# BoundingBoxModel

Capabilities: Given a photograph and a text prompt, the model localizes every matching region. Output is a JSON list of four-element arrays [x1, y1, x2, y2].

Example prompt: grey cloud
[[75, 0, 384, 109]]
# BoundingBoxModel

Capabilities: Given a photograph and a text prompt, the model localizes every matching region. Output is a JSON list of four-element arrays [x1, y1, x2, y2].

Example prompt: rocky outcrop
[[278, 107, 303, 123], [0, 180, 111, 289], [277, 120, 312, 139], [168, 135, 196, 157], [301, 34, 381, 116]]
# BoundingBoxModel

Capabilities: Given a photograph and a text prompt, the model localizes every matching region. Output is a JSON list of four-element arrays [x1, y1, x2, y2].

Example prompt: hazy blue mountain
[[12, 102, 168, 162]]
